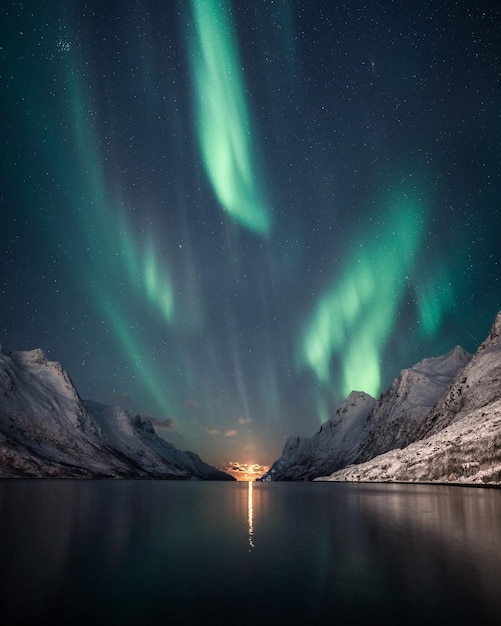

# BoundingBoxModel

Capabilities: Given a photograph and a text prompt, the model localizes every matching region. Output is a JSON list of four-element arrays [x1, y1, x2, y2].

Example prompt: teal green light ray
[[143, 234, 174, 322], [189, 0, 271, 235], [67, 71, 174, 317], [2, 25, 177, 416], [67, 73, 178, 412], [416, 265, 455, 337], [101, 298, 172, 412], [300, 187, 427, 401]]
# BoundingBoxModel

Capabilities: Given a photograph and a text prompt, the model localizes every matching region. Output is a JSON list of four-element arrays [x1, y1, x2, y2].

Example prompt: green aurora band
[[3, 33, 178, 416], [300, 187, 427, 402], [65, 70, 176, 414], [189, 0, 271, 235], [416, 264, 455, 338]]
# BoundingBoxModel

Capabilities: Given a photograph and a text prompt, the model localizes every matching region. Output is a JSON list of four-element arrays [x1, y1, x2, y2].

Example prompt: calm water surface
[[0, 480, 500, 625]]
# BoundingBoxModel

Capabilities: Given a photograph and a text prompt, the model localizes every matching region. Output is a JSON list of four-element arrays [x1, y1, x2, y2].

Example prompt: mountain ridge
[[260, 391, 376, 481], [0, 346, 233, 480], [262, 311, 501, 485], [352, 345, 472, 464], [316, 310, 501, 485]]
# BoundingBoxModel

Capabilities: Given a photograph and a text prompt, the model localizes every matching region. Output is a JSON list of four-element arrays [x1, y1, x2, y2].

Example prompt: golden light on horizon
[[222, 461, 270, 481]]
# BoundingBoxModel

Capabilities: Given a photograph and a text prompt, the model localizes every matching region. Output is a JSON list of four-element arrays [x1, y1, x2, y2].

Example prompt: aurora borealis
[[1, 0, 500, 467], [189, 0, 271, 234]]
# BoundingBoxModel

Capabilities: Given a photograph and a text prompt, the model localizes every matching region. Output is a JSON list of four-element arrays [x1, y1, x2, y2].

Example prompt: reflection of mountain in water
[[2, 481, 501, 625], [350, 484, 501, 615]]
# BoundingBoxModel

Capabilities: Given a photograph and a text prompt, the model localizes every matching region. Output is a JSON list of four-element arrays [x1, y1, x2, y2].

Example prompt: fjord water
[[1, 481, 500, 625]]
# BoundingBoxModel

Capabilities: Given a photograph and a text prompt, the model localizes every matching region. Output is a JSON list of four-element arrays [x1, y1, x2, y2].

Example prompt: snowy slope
[[0, 347, 233, 480], [415, 311, 501, 439], [354, 346, 472, 463], [259, 391, 376, 481], [317, 311, 501, 485], [316, 399, 501, 485], [0, 347, 124, 476], [261, 345, 471, 481], [85, 400, 233, 480]]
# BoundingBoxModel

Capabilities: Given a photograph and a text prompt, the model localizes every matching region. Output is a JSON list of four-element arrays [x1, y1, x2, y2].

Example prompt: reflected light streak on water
[[1, 481, 501, 625], [248, 480, 254, 550]]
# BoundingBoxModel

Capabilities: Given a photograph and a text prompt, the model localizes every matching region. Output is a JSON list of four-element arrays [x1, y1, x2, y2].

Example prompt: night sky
[[1, 0, 500, 468]]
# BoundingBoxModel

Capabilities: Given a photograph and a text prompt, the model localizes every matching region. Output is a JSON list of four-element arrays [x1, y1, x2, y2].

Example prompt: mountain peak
[[317, 310, 501, 485], [263, 331, 479, 480], [479, 310, 501, 350], [337, 390, 375, 411], [411, 345, 471, 379], [11, 348, 48, 366], [260, 390, 376, 481]]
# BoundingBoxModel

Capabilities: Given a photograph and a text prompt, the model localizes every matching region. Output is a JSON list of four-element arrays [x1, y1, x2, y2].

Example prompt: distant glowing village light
[[223, 461, 269, 481]]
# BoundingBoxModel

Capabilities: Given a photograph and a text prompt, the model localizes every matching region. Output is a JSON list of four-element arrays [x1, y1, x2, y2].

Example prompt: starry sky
[[1, 0, 500, 468]]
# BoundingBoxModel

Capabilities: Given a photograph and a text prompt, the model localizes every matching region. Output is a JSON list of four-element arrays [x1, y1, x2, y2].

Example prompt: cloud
[[238, 416, 252, 424], [221, 461, 270, 480], [249, 463, 264, 472], [157, 417, 175, 430], [225, 429, 238, 437], [207, 426, 220, 435], [140, 414, 175, 430]]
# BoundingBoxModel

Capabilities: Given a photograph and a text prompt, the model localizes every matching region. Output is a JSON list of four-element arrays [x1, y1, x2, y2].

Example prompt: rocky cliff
[[317, 311, 501, 485], [261, 391, 376, 481], [0, 347, 233, 480], [263, 311, 501, 485]]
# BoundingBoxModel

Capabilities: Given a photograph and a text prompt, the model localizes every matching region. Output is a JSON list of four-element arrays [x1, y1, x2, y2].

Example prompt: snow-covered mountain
[[0, 347, 233, 480], [352, 345, 472, 463], [415, 311, 501, 439], [262, 312, 501, 484], [317, 311, 501, 485], [260, 391, 376, 481]]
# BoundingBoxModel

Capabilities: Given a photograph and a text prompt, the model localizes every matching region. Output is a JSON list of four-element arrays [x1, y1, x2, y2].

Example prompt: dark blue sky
[[1, 0, 500, 466]]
